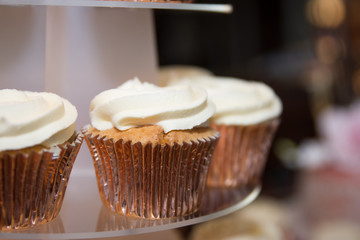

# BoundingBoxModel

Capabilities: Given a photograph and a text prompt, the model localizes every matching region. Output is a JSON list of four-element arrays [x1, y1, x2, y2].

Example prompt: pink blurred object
[[318, 101, 360, 172], [294, 101, 360, 239]]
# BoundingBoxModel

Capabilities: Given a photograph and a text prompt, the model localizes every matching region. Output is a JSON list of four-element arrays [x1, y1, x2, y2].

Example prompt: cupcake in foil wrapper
[[83, 128, 219, 218], [0, 132, 83, 230], [207, 119, 280, 188]]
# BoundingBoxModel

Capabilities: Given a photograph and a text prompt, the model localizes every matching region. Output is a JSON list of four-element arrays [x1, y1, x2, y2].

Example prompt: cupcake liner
[[200, 185, 258, 215], [83, 128, 219, 218], [0, 132, 83, 230], [207, 119, 280, 188]]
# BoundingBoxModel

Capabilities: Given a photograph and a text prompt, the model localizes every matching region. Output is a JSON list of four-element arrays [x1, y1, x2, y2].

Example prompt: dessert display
[[164, 75, 282, 188], [0, 89, 83, 230], [83, 78, 219, 218], [0, 1, 286, 238]]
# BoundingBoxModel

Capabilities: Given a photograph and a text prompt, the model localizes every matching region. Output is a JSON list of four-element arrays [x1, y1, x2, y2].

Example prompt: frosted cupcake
[[83, 78, 219, 218], [0, 89, 83, 230], [167, 76, 282, 188], [158, 65, 213, 87]]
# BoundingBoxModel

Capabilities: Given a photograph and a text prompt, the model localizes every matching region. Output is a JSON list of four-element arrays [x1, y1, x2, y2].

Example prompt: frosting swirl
[[170, 76, 282, 125], [0, 89, 78, 151], [90, 78, 215, 133]]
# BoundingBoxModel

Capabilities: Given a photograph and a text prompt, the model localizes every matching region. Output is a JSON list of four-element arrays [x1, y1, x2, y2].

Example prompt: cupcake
[[83, 78, 219, 218], [0, 89, 83, 230], [158, 65, 213, 87], [166, 76, 282, 188]]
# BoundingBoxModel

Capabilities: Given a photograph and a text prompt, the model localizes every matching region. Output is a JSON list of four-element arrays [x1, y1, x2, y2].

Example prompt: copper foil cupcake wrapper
[[207, 119, 280, 188], [83, 128, 219, 218], [0, 132, 84, 230], [200, 185, 259, 215]]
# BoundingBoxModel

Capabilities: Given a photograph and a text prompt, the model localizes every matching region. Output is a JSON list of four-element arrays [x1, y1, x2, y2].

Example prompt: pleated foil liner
[[207, 119, 280, 188], [96, 205, 184, 231], [200, 185, 257, 215], [0, 132, 83, 230], [83, 129, 219, 218]]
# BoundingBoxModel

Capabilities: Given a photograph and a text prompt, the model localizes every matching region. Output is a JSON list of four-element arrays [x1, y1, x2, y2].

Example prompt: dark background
[[154, 0, 315, 198]]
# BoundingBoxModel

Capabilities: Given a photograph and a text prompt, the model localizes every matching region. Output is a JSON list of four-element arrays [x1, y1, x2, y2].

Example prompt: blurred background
[[154, 0, 360, 239]]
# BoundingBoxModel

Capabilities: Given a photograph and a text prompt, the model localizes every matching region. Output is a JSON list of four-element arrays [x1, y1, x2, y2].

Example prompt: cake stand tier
[[0, 1, 232, 13], [0, 173, 260, 239]]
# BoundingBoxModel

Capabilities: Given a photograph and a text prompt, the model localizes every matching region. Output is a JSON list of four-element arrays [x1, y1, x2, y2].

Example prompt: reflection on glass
[[4, 215, 65, 234], [97, 205, 179, 231], [200, 185, 257, 215], [96, 185, 259, 232]]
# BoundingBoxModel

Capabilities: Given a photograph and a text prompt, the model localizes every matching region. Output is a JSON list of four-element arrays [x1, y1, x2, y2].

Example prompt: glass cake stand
[[0, 0, 232, 13], [0, 173, 260, 239]]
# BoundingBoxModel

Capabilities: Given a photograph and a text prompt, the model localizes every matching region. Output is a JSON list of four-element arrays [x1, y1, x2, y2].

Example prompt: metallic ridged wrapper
[[96, 205, 183, 231], [207, 119, 280, 188], [0, 132, 83, 230], [200, 185, 258, 214], [83, 129, 219, 218]]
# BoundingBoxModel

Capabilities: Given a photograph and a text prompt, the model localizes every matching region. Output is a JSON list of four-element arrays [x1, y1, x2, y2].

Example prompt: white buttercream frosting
[[168, 76, 282, 125], [0, 89, 78, 151], [90, 78, 215, 133]]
